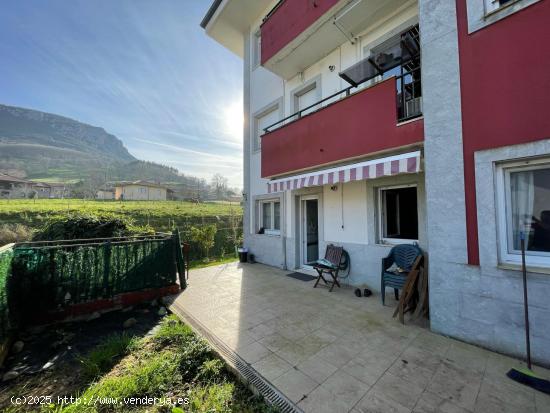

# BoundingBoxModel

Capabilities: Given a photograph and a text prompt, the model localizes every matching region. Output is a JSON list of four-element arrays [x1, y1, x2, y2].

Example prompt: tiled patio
[[170, 262, 550, 413]]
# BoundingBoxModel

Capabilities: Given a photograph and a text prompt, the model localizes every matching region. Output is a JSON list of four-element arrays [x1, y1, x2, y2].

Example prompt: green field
[[0, 199, 243, 260], [0, 199, 241, 228]]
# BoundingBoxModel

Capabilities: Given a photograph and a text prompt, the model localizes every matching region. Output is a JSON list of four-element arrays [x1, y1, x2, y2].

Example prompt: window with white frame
[[252, 30, 261, 68], [378, 185, 418, 243], [259, 200, 281, 235], [292, 77, 321, 118], [484, 0, 517, 13], [496, 159, 550, 267], [253, 102, 280, 151]]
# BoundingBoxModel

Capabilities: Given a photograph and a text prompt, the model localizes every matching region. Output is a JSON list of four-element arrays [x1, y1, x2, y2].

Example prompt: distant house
[[29, 182, 69, 199], [114, 181, 168, 201], [31, 182, 51, 198], [96, 189, 115, 200], [0, 174, 32, 198], [48, 183, 69, 199]]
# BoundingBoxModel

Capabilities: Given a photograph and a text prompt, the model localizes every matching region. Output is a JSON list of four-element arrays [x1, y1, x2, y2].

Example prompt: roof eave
[[200, 0, 223, 29]]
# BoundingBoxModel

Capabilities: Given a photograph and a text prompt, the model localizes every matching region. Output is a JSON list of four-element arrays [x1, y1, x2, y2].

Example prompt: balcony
[[261, 25, 423, 178], [261, 76, 424, 178], [260, 0, 414, 79]]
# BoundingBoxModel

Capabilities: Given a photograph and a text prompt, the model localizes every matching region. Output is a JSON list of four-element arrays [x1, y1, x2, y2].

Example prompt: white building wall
[[244, 2, 424, 286]]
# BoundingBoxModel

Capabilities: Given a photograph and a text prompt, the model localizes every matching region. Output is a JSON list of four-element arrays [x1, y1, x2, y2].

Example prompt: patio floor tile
[[296, 355, 339, 384], [251, 352, 293, 381], [354, 388, 412, 413], [371, 372, 425, 409], [170, 262, 550, 413], [272, 368, 319, 403], [412, 390, 472, 413], [236, 341, 272, 364], [299, 370, 370, 413]]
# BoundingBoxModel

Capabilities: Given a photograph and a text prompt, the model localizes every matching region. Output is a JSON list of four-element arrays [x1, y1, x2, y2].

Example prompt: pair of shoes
[[354, 288, 373, 298]]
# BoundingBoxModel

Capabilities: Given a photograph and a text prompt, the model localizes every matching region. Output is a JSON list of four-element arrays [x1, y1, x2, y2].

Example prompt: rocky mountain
[[0, 104, 228, 199], [0, 104, 135, 179]]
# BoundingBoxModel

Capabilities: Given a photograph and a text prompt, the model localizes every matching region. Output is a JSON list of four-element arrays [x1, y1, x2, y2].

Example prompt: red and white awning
[[267, 151, 421, 193]]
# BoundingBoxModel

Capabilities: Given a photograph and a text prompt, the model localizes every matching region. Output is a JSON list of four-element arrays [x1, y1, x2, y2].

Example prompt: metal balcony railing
[[263, 64, 422, 134], [263, 25, 422, 134]]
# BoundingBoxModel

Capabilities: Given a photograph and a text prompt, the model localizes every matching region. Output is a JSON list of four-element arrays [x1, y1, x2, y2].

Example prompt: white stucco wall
[[116, 185, 167, 201], [243, 2, 423, 282]]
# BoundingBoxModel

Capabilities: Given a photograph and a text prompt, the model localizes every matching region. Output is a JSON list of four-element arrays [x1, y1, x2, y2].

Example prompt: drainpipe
[[282, 193, 288, 270], [282, 235, 287, 270]]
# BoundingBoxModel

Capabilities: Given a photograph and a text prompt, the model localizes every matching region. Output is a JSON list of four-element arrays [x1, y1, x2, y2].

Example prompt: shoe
[[363, 289, 372, 297], [354, 288, 362, 297]]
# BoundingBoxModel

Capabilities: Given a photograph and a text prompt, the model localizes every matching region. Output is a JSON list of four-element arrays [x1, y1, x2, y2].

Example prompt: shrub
[[189, 224, 217, 261], [0, 224, 33, 246], [195, 359, 225, 384], [33, 213, 151, 241]]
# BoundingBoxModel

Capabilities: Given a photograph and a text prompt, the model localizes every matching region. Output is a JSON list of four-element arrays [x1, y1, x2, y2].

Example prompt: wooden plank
[[393, 255, 423, 323]]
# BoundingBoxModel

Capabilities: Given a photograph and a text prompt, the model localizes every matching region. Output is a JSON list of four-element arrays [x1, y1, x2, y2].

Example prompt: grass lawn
[[3, 315, 275, 413], [189, 257, 239, 270]]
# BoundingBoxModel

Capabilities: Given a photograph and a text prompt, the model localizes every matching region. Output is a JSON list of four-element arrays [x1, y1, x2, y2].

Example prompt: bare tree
[[211, 173, 228, 200]]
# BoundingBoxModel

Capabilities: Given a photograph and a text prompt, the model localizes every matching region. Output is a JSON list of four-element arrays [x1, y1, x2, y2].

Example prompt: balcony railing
[[264, 66, 422, 135], [263, 25, 421, 134]]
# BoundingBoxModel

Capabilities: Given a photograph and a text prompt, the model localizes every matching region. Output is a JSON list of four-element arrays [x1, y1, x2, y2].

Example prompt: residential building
[[0, 175, 70, 199], [31, 182, 51, 198], [201, 0, 550, 364], [47, 183, 69, 198], [96, 189, 115, 200], [29, 182, 69, 199], [0, 173, 32, 198], [114, 180, 168, 201]]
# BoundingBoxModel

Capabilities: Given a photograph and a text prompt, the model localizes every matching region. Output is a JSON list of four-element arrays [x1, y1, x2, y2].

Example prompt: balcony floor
[[170, 262, 550, 413]]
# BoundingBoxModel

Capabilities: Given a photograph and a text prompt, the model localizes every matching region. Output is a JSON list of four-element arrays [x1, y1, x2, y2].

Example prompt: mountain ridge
[[0, 103, 136, 166], [0, 104, 224, 199]]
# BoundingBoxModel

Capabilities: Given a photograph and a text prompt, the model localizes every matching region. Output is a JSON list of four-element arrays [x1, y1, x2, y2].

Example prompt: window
[[252, 30, 261, 69], [259, 200, 281, 235], [497, 160, 550, 267], [378, 185, 418, 243], [253, 101, 281, 151], [484, 0, 517, 14], [292, 77, 321, 118]]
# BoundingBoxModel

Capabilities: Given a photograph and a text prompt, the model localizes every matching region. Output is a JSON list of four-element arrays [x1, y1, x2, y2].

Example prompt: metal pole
[[520, 232, 532, 369]]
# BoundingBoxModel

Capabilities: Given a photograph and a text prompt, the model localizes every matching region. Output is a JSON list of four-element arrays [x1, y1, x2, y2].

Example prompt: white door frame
[[299, 195, 320, 270]]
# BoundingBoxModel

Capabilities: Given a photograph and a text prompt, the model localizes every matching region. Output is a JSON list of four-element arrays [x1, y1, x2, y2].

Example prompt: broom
[[506, 231, 550, 394]]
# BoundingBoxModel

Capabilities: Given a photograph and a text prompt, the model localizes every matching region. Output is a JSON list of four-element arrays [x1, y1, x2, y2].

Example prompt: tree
[[190, 224, 217, 261], [211, 173, 228, 200]]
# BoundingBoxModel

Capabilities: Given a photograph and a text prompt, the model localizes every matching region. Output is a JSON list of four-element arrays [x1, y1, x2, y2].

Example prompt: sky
[[0, 0, 244, 187]]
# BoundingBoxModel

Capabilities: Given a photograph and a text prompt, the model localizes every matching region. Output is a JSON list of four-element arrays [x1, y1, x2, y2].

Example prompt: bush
[[189, 224, 217, 261], [195, 359, 225, 384], [0, 224, 33, 246], [33, 213, 151, 241]]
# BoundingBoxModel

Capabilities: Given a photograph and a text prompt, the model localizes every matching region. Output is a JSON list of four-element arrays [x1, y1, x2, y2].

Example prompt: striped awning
[[267, 151, 421, 193]]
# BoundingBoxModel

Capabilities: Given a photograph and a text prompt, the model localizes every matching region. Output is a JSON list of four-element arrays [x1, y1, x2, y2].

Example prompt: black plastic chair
[[381, 244, 422, 305]]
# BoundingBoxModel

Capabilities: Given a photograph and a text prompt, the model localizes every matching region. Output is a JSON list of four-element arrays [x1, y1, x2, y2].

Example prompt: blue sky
[[0, 0, 244, 187]]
